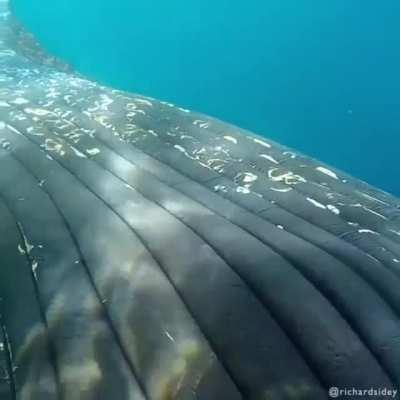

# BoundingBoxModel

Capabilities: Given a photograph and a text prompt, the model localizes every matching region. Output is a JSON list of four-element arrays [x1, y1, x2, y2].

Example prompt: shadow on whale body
[[0, 0, 400, 399]]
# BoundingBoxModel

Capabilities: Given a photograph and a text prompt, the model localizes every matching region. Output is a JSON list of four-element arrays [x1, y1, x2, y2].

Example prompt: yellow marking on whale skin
[[156, 340, 202, 400], [61, 360, 102, 392], [42, 138, 65, 156], [94, 115, 113, 128], [263, 382, 313, 400], [15, 324, 47, 366]]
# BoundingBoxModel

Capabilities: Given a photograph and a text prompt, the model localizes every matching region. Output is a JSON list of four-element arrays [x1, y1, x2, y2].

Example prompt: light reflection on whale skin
[[0, 0, 400, 399]]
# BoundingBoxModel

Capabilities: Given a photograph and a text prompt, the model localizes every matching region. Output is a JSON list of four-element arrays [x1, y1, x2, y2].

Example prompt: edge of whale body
[[1, 1, 400, 399]]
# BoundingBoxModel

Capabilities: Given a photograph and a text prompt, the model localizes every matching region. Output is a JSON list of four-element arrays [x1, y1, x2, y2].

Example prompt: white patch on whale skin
[[356, 191, 390, 206], [327, 204, 340, 215], [268, 168, 306, 185], [259, 154, 279, 164], [180, 134, 195, 141], [0, 49, 16, 57], [253, 138, 271, 148], [17, 244, 26, 255], [213, 185, 228, 193], [86, 148, 101, 156], [358, 229, 379, 235], [32, 260, 39, 280], [234, 172, 258, 189], [242, 173, 258, 184], [17, 223, 35, 255], [283, 151, 297, 159], [135, 98, 153, 107], [43, 138, 65, 156], [270, 187, 293, 193], [343, 202, 388, 221], [347, 222, 359, 227], [223, 135, 237, 144], [178, 107, 190, 113], [70, 146, 87, 158], [306, 197, 327, 210], [24, 107, 51, 116], [94, 115, 112, 128], [174, 144, 189, 155], [11, 97, 29, 105], [164, 330, 175, 343], [0, 139, 11, 150], [46, 88, 61, 99], [316, 166, 339, 180], [362, 206, 388, 221], [64, 94, 73, 104], [236, 186, 251, 194], [193, 120, 210, 129], [99, 94, 114, 110]]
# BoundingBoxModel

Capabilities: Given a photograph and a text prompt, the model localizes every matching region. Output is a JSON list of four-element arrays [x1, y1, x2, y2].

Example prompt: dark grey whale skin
[[1, 1, 400, 400]]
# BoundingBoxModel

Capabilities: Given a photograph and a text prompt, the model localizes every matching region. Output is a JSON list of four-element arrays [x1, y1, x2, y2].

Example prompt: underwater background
[[11, 0, 400, 195]]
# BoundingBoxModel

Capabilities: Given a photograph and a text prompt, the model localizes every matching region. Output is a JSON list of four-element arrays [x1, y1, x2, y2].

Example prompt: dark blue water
[[12, 0, 400, 195]]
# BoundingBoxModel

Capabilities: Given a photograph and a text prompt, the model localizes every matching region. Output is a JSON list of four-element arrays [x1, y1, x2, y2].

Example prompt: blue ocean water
[[11, 0, 400, 195]]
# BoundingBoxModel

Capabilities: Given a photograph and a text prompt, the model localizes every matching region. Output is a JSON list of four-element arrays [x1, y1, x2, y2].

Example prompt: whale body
[[0, 1, 400, 399]]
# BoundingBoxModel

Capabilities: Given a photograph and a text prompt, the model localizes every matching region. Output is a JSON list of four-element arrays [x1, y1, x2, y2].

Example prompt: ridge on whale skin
[[1, 1, 400, 399]]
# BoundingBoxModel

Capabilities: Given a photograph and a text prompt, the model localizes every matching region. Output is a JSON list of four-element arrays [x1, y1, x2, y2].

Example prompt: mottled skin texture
[[0, 1, 400, 399]]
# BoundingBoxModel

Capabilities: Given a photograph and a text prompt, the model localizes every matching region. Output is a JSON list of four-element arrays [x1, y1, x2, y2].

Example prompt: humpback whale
[[1, 0, 400, 399]]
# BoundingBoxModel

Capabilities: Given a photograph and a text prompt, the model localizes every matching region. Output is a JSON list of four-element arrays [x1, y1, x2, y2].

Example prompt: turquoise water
[[11, 0, 400, 195]]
